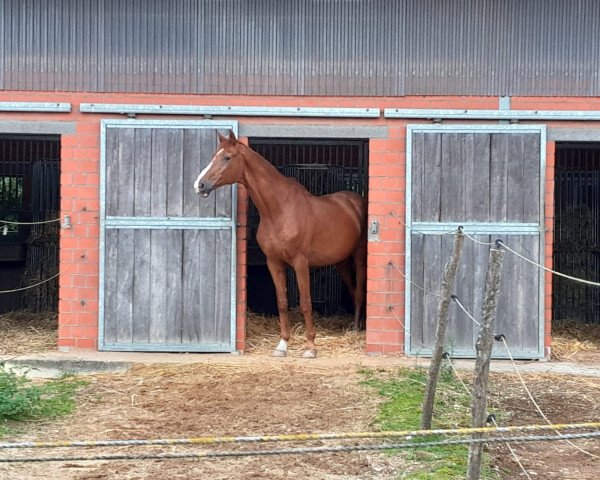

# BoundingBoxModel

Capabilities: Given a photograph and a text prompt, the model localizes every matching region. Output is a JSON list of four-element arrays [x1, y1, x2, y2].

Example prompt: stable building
[[1, 0, 600, 359]]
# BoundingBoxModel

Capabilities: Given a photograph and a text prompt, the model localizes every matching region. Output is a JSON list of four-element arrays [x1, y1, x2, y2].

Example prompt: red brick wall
[[0, 90, 596, 355]]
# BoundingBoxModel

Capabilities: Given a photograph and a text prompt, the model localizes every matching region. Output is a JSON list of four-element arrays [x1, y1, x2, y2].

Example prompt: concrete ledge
[[2, 350, 599, 379], [0, 120, 76, 135], [2, 358, 131, 379]]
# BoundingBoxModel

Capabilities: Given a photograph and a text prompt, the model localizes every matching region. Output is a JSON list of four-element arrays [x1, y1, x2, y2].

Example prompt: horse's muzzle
[[194, 180, 213, 198]]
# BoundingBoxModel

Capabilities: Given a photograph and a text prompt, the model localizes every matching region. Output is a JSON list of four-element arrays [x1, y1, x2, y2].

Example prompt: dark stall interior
[[0, 135, 61, 314], [554, 143, 600, 325]]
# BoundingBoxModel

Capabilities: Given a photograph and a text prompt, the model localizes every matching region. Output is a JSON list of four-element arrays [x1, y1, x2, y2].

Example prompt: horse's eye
[[224, 155, 231, 161]]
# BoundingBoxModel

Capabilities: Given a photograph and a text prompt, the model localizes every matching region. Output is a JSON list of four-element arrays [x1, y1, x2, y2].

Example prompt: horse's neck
[[240, 148, 292, 221]]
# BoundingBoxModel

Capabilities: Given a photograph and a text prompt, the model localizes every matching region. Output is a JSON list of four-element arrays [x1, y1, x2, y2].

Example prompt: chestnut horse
[[194, 131, 367, 358]]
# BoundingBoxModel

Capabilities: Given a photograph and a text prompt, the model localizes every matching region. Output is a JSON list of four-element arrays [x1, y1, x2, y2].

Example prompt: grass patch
[[0, 365, 86, 436], [361, 364, 499, 480]]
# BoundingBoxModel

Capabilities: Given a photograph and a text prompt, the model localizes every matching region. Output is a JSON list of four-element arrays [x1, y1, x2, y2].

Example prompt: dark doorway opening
[[0, 135, 61, 313], [554, 143, 600, 325], [246, 138, 368, 317]]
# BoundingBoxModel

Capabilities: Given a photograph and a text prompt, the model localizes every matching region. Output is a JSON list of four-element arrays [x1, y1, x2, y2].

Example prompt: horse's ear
[[228, 130, 238, 143], [217, 132, 227, 144]]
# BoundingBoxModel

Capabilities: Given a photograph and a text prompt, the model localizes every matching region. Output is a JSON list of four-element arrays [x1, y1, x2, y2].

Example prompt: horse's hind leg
[[336, 257, 356, 322], [352, 243, 367, 331], [293, 258, 317, 359], [266, 258, 291, 357]]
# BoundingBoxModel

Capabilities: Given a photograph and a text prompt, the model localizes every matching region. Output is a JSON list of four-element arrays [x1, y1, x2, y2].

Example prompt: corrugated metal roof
[[1, 0, 599, 97]]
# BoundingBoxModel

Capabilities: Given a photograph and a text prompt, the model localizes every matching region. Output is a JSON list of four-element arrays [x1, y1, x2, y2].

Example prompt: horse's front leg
[[293, 259, 317, 358], [266, 258, 290, 357]]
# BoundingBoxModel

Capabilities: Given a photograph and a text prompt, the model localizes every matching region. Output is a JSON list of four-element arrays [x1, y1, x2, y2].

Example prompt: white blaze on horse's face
[[194, 148, 224, 198]]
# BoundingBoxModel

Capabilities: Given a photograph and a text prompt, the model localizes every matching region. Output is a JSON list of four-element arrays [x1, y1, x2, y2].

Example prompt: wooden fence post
[[467, 245, 505, 480], [421, 229, 465, 430]]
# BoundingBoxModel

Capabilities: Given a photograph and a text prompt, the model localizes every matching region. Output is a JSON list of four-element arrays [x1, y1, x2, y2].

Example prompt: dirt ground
[[0, 313, 599, 479]]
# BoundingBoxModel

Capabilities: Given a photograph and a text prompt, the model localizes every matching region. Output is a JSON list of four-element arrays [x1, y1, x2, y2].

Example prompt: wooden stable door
[[99, 120, 237, 352], [406, 125, 545, 359]]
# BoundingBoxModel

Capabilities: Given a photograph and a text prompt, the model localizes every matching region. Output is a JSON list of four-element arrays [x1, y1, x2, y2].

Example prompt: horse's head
[[194, 130, 244, 197]]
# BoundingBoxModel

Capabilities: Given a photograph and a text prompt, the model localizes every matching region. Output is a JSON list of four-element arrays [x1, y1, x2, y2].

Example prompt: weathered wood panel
[[494, 235, 540, 353], [410, 233, 541, 355], [103, 228, 232, 347], [409, 130, 543, 358], [132, 229, 151, 343], [416, 133, 442, 222], [413, 132, 540, 224], [102, 125, 235, 351], [490, 134, 510, 222], [103, 229, 119, 342], [133, 129, 152, 217]]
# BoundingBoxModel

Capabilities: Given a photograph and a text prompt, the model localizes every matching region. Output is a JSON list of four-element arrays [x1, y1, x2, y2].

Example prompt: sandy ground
[[1, 312, 599, 479]]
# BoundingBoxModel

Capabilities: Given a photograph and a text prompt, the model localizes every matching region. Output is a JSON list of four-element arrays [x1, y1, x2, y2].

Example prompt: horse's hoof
[[271, 349, 287, 358], [302, 349, 317, 359]]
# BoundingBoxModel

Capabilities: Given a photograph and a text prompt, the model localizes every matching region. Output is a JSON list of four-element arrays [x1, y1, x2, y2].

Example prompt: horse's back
[[321, 190, 367, 233]]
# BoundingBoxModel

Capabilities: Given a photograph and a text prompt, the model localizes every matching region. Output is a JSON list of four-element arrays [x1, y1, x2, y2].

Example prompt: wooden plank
[[506, 134, 526, 222], [133, 128, 152, 217], [440, 133, 463, 221], [105, 129, 120, 217], [516, 235, 540, 352], [522, 133, 541, 222], [149, 229, 168, 343], [422, 234, 443, 346], [103, 229, 119, 343], [132, 229, 151, 343], [421, 133, 442, 222], [411, 132, 425, 223], [486, 234, 541, 357], [166, 129, 184, 217], [165, 229, 183, 343], [182, 129, 202, 218], [198, 230, 217, 342], [494, 233, 518, 353], [150, 129, 169, 218], [471, 134, 491, 222], [525, 236, 541, 351], [448, 233, 473, 352], [490, 134, 509, 222], [198, 130, 217, 218], [116, 128, 135, 217], [409, 233, 425, 350], [214, 229, 232, 343], [115, 229, 134, 343], [182, 229, 202, 343]]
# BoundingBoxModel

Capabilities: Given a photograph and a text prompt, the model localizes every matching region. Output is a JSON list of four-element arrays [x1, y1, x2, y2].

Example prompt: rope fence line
[[1, 217, 62, 226], [496, 240, 600, 287], [462, 231, 496, 246], [2, 423, 598, 451], [2, 431, 599, 464], [445, 355, 533, 480], [499, 336, 600, 460], [389, 211, 458, 236], [451, 295, 600, 460], [460, 232, 600, 287], [489, 415, 533, 480], [451, 295, 481, 327], [0, 268, 69, 295], [389, 261, 441, 297], [388, 305, 432, 354]]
